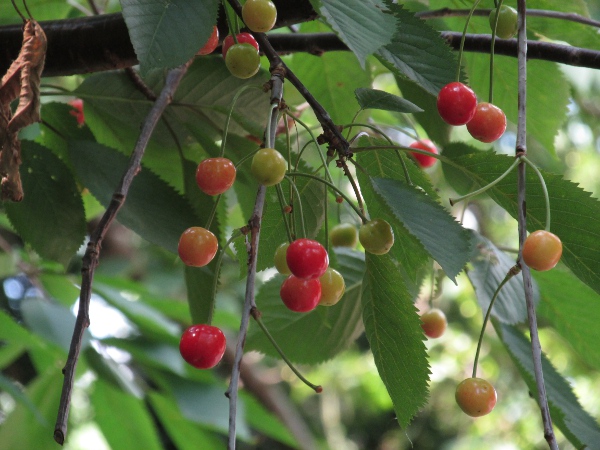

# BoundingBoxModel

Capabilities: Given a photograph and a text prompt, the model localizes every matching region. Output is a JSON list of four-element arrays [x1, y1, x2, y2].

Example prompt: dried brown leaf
[[0, 19, 47, 202]]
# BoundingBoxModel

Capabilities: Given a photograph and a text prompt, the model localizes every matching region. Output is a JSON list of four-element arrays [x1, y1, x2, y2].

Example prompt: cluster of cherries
[[196, 0, 277, 79]]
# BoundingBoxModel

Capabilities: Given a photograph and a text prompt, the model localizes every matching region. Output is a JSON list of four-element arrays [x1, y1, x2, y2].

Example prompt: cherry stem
[[265, 103, 278, 148], [286, 172, 369, 224], [488, 0, 505, 103], [283, 175, 308, 238], [209, 229, 244, 324], [251, 307, 323, 394], [275, 183, 294, 242], [223, 0, 238, 42], [204, 193, 222, 231], [471, 265, 520, 379], [449, 157, 521, 206], [520, 155, 551, 231], [221, 85, 263, 157], [341, 122, 412, 185], [457, 0, 484, 82], [289, 114, 333, 184]]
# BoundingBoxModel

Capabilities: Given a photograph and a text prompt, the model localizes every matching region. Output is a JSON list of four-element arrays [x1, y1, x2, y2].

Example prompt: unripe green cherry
[[319, 267, 346, 306], [225, 43, 260, 79], [329, 223, 358, 248], [489, 6, 518, 39], [274, 242, 291, 275], [359, 219, 394, 255], [251, 148, 287, 186], [242, 0, 277, 33]]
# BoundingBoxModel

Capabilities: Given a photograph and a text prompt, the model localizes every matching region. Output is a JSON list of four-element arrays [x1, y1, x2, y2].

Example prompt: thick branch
[[53, 62, 190, 445], [3, 7, 600, 76]]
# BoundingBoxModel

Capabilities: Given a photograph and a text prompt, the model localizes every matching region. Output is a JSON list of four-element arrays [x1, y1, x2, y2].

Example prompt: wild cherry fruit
[[466, 102, 507, 143], [69, 99, 85, 125], [409, 139, 438, 168], [420, 308, 447, 338], [179, 324, 226, 369], [178, 227, 218, 267], [242, 0, 277, 33], [280, 275, 321, 312], [522, 230, 562, 271], [319, 268, 345, 306], [225, 43, 261, 79], [251, 148, 287, 186], [286, 238, 329, 280], [329, 223, 358, 248], [455, 377, 497, 417], [274, 242, 291, 275], [195, 157, 236, 195], [489, 5, 518, 39], [197, 25, 219, 55], [359, 219, 394, 255], [222, 32, 259, 58], [437, 82, 478, 126]]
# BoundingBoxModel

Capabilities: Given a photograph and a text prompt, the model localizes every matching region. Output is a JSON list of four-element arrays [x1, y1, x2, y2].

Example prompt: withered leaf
[[0, 19, 47, 201]]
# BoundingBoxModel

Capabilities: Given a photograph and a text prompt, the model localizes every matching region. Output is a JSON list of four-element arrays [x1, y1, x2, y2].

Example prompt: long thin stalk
[[515, 1, 558, 448]]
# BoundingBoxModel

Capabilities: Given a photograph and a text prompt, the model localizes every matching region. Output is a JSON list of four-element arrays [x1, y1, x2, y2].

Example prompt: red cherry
[[222, 32, 259, 58], [195, 157, 236, 195], [420, 308, 447, 338], [466, 102, 507, 143], [68, 99, 85, 125], [280, 275, 321, 312], [286, 238, 329, 280], [437, 82, 478, 126], [178, 227, 218, 267], [197, 25, 219, 56], [179, 324, 226, 369], [455, 377, 497, 417], [409, 139, 438, 168]]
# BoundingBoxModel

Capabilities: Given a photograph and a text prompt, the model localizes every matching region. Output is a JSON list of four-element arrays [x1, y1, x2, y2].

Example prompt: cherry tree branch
[[224, 59, 284, 450], [53, 61, 191, 445], [418, 8, 600, 28], [514, 2, 558, 448]]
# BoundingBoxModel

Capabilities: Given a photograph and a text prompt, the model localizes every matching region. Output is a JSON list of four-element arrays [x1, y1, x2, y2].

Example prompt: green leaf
[[355, 88, 423, 113], [495, 322, 600, 449], [5, 141, 86, 266], [148, 392, 223, 450], [91, 379, 163, 450], [443, 144, 600, 297], [376, 1, 457, 96], [242, 394, 298, 447], [311, 0, 396, 68], [0, 373, 47, 425], [535, 269, 600, 371], [288, 32, 372, 125], [69, 141, 200, 254], [0, 367, 62, 450], [21, 298, 91, 353], [370, 177, 471, 282], [356, 139, 438, 295], [120, 0, 220, 73], [395, 77, 452, 145], [93, 282, 181, 345], [528, 0, 600, 51], [247, 248, 365, 364], [362, 253, 429, 428], [468, 233, 540, 324]]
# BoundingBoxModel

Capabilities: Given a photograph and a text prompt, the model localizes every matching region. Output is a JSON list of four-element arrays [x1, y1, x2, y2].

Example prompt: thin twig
[[417, 8, 600, 29], [224, 62, 284, 450], [515, 2, 558, 448], [53, 62, 191, 445], [225, 0, 351, 158]]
